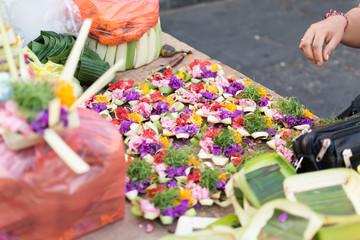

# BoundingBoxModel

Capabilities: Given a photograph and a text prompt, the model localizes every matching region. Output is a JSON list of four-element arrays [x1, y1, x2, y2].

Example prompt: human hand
[[299, 15, 347, 66]]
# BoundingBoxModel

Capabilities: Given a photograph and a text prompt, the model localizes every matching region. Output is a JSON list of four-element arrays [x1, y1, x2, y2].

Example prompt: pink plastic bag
[[0, 108, 126, 240]]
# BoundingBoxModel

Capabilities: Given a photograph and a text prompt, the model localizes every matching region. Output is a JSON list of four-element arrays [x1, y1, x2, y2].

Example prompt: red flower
[[142, 129, 156, 140], [282, 130, 295, 140], [231, 157, 243, 166], [227, 78, 236, 83], [162, 68, 173, 80], [232, 115, 245, 129], [189, 83, 204, 93], [151, 91, 163, 103], [114, 107, 130, 123], [140, 97, 150, 103], [189, 59, 211, 69], [210, 102, 222, 111], [109, 80, 134, 90], [204, 127, 222, 139], [146, 185, 167, 198], [154, 149, 167, 164], [176, 114, 190, 127], [187, 168, 201, 182], [111, 118, 122, 125], [231, 152, 240, 157], [201, 103, 211, 109]]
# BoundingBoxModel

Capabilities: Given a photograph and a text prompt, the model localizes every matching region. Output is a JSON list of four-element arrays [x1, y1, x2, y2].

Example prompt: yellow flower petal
[[265, 116, 272, 128], [56, 80, 76, 108], [205, 84, 218, 95], [211, 64, 219, 72], [162, 96, 174, 107], [129, 112, 143, 124], [303, 109, 314, 119], [138, 82, 150, 95], [180, 189, 194, 205], [218, 173, 227, 181], [190, 114, 203, 127], [95, 93, 108, 103], [223, 102, 237, 112], [177, 71, 185, 80], [159, 136, 170, 148], [244, 78, 254, 86], [233, 130, 243, 144], [258, 87, 268, 97]]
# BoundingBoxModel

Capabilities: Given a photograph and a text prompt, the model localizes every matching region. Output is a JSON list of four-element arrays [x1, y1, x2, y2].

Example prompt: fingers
[[312, 33, 326, 65], [299, 30, 317, 64], [323, 36, 340, 62]]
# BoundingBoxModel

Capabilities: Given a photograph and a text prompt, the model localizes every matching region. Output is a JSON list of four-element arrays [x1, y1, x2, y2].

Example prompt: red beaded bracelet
[[325, 9, 349, 32]]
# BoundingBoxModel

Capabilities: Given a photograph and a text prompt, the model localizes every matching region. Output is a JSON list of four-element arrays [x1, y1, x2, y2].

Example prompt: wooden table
[[79, 32, 282, 240]]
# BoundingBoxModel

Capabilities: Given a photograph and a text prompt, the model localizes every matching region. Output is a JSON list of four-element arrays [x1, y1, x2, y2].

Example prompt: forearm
[[341, 6, 360, 47]]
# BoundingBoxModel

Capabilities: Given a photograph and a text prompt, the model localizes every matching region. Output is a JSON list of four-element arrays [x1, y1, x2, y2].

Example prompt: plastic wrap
[[0, 0, 82, 45], [0, 108, 126, 240], [73, 0, 160, 45]]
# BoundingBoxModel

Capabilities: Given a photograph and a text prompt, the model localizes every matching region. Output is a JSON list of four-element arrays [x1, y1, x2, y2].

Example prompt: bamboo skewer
[[43, 129, 90, 174], [48, 18, 92, 126], [70, 57, 125, 111], [0, 12, 18, 78], [60, 18, 92, 82], [45, 19, 93, 174]]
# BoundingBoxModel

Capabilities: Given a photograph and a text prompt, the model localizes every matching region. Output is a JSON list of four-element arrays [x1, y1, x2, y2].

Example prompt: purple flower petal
[[277, 212, 289, 222]]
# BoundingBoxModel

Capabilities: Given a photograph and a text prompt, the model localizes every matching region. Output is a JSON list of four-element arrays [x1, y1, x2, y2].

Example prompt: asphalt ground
[[160, 0, 360, 118]]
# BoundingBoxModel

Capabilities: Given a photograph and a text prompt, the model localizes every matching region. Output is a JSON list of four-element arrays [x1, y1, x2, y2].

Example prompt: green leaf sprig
[[275, 97, 304, 118], [244, 109, 269, 134], [150, 188, 180, 210], [164, 146, 195, 167], [214, 128, 237, 147], [10, 80, 55, 120], [240, 85, 262, 102], [199, 167, 221, 192], [127, 159, 153, 182]]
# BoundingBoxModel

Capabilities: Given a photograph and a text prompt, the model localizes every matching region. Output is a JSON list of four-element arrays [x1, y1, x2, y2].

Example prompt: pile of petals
[[0, 72, 75, 136], [81, 60, 316, 224]]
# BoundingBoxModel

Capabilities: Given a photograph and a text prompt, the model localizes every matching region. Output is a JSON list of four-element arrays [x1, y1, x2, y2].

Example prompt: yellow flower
[[138, 82, 150, 95], [218, 173, 227, 181], [56, 80, 76, 108], [177, 71, 185, 80], [244, 78, 254, 86], [95, 93, 108, 103], [211, 64, 219, 72], [233, 130, 243, 144], [162, 95, 174, 107], [205, 84, 218, 95], [265, 116, 272, 128], [258, 87, 269, 98], [159, 136, 170, 148], [129, 112, 143, 124], [223, 102, 237, 112], [179, 189, 194, 205], [303, 109, 314, 119], [190, 114, 203, 127], [186, 154, 201, 167]]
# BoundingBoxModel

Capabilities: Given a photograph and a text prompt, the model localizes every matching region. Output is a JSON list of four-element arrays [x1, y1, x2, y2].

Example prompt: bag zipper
[[316, 138, 331, 162]]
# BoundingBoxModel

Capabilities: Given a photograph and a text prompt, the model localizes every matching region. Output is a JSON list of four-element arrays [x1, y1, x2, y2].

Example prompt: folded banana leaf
[[241, 199, 322, 240], [284, 168, 360, 224], [314, 219, 360, 240], [158, 226, 244, 240], [233, 153, 296, 209]]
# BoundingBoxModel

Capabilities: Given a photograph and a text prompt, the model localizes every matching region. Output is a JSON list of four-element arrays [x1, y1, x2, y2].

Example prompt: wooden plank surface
[[79, 32, 281, 240]]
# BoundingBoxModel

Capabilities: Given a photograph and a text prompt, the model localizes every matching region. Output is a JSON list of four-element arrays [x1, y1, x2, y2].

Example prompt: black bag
[[292, 115, 360, 173], [337, 94, 360, 119]]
